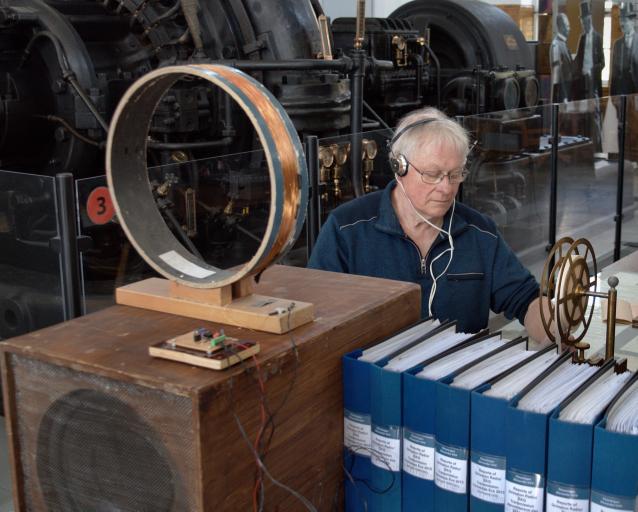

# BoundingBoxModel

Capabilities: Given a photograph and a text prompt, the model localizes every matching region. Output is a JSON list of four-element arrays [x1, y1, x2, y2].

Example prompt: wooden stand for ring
[[115, 275, 314, 334]]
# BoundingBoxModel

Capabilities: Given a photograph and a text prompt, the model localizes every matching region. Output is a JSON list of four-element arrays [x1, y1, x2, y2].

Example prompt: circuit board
[[149, 329, 260, 370]]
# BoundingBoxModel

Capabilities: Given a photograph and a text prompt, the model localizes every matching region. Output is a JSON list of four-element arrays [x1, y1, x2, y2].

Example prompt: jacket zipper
[[405, 236, 432, 276], [406, 232, 447, 276]]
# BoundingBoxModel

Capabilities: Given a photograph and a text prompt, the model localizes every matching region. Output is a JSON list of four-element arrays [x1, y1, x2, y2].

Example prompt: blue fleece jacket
[[308, 181, 539, 333]]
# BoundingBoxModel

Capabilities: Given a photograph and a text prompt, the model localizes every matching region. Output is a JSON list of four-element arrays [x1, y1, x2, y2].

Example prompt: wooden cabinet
[[1, 265, 420, 511]]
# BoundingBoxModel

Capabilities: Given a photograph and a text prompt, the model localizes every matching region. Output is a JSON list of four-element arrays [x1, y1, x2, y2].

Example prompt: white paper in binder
[[360, 318, 441, 363], [484, 351, 560, 401], [416, 334, 505, 380], [451, 343, 537, 390], [559, 368, 632, 425], [517, 361, 599, 414], [606, 380, 638, 434], [384, 327, 474, 373]]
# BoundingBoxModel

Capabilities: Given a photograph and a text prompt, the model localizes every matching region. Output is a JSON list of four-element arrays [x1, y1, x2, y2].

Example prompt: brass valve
[[362, 139, 378, 193], [332, 143, 350, 200], [155, 173, 179, 197], [318, 145, 335, 203], [392, 35, 408, 67]]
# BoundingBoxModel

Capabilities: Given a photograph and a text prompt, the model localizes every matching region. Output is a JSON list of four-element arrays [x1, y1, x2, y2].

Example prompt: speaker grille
[[9, 355, 197, 511]]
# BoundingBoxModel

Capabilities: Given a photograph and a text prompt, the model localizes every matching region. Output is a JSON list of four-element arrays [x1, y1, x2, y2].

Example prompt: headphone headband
[[387, 118, 438, 152]]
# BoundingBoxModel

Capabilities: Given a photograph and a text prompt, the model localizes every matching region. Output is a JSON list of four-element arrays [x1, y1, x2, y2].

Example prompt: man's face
[[621, 15, 635, 36], [564, 17, 571, 37], [581, 14, 592, 32], [399, 141, 465, 221]]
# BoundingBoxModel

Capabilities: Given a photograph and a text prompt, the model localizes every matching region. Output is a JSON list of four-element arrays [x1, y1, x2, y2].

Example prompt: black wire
[[221, 306, 307, 511], [343, 445, 396, 495], [232, 411, 318, 511], [219, 340, 269, 510], [341, 459, 368, 512], [261, 305, 299, 452], [224, 342, 316, 511], [254, 304, 300, 510]]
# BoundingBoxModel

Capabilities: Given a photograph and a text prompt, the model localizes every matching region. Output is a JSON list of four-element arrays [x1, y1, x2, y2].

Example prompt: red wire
[[251, 355, 267, 512]]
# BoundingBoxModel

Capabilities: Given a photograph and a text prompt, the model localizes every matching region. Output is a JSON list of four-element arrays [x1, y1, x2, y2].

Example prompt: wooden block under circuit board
[[149, 331, 260, 370]]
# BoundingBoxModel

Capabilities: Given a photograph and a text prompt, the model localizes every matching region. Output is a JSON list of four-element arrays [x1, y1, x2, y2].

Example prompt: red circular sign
[[87, 186, 115, 225]]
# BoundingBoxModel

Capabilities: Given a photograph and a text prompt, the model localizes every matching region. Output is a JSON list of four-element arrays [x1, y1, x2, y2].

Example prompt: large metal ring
[[106, 64, 308, 288]]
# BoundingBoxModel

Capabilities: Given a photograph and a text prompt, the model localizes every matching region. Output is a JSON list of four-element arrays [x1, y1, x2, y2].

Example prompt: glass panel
[[462, 103, 554, 280], [77, 149, 277, 313], [317, 128, 394, 224], [621, 93, 638, 259], [0, 170, 63, 339], [556, 96, 617, 267], [76, 175, 152, 315]]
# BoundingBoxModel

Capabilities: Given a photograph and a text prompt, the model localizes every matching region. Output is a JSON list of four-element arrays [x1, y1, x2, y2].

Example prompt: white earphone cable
[[396, 177, 455, 317], [396, 177, 452, 236]]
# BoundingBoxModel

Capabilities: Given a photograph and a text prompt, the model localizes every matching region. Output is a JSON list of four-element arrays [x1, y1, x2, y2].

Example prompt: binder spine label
[[591, 490, 636, 511], [470, 451, 506, 504], [344, 409, 371, 456], [434, 441, 469, 494], [505, 468, 544, 512], [371, 424, 401, 472], [402, 428, 435, 480], [546, 481, 589, 512]]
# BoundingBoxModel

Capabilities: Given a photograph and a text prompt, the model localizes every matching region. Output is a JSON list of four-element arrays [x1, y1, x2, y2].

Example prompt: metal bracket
[[49, 235, 93, 254], [243, 33, 269, 57]]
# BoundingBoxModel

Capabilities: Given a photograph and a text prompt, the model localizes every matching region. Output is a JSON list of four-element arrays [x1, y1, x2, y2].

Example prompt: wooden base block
[[116, 278, 314, 334]]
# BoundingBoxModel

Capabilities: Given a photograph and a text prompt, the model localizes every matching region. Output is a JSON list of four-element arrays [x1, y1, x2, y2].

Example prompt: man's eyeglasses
[[405, 157, 469, 185]]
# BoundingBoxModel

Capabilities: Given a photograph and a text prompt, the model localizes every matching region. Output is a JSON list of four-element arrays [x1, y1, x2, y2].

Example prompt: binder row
[[342, 318, 638, 512]]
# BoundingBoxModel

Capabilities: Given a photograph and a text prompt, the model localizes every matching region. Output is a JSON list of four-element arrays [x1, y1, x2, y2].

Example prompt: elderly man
[[308, 108, 548, 340]]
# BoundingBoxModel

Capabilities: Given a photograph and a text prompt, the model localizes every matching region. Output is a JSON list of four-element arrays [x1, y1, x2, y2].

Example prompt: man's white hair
[[390, 107, 470, 164]]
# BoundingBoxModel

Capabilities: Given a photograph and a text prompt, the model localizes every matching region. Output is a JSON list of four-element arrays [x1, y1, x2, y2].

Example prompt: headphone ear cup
[[389, 155, 400, 175], [393, 154, 408, 177]]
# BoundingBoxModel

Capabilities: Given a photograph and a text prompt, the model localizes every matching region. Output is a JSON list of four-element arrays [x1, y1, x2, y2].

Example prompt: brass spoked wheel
[[540, 237, 574, 343], [540, 238, 597, 346]]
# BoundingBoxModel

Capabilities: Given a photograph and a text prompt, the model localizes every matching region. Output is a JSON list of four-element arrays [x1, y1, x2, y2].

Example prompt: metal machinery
[[0, 0, 351, 175], [0, 0, 539, 173], [333, 0, 539, 125], [0, 0, 540, 339]]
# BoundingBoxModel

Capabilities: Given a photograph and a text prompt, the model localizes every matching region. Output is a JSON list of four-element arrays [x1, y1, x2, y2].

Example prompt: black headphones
[[387, 118, 437, 177]]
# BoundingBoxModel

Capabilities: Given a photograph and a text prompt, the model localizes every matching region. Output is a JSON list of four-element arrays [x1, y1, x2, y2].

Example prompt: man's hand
[[524, 296, 553, 346], [524, 296, 577, 351]]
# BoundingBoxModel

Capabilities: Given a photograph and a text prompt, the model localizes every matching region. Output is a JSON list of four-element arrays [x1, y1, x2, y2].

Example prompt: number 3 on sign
[[87, 186, 115, 225]]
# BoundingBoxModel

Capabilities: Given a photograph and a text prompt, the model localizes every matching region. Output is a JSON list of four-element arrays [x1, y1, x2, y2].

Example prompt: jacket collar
[[374, 180, 468, 239]]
